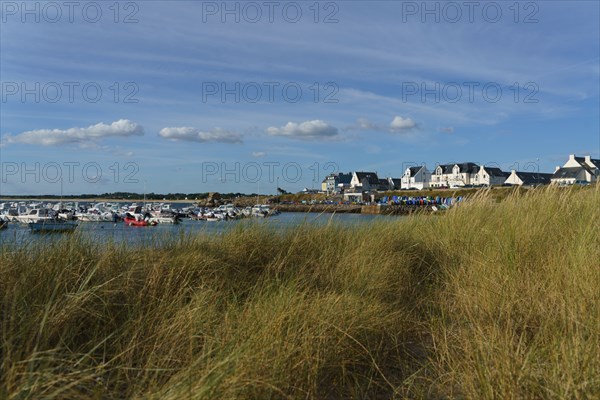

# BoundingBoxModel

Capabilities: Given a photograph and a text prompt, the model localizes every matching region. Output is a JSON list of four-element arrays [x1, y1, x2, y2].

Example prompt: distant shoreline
[[0, 198, 197, 203]]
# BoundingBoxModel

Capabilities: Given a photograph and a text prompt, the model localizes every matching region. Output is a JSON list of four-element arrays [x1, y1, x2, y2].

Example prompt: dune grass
[[0, 185, 598, 399]]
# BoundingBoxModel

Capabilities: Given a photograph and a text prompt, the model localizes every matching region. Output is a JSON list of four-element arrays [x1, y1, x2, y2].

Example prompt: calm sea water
[[0, 212, 400, 247]]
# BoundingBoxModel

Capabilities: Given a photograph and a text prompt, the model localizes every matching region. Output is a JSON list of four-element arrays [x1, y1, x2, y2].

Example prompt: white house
[[551, 154, 599, 185], [504, 170, 553, 186], [350, 172, 380, 191], [430, 162, 480, 188], [472, 166, 509, 186], [401, 166, 430, 190]]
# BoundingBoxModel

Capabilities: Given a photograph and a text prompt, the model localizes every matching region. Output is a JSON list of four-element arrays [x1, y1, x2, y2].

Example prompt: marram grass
[[0, 185, 598, 399]]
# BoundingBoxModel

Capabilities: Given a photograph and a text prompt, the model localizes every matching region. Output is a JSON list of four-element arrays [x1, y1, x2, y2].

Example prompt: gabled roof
[[324, 172, 352, 184], [572, 157, 598, 174], [588, 158, 600, 169], [435, 164, 453, 173], [407, 166, 424, 175], [457, 162, 480, 173], [354, 172, 379, 184], [482, 167, 508, 177], [435, 164, 454, 174], [435, 162, 479, 174], [552, 167, 583, 180], [515, 171, 553, 184], [338, 173, 352, 184]]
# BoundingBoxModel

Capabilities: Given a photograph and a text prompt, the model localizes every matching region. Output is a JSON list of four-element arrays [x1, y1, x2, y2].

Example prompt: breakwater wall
[[274, 204, 435, 215], [361, 204, 435, 215], [273, 204, 362, 213]]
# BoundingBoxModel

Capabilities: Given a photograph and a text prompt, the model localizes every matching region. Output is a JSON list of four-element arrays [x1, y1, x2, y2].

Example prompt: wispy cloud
[[266, 120, 338, 140], [356, 118, 378, 130], [2, 119, 143, 146], [347, 116, 419, 134], [159, 127, 243, 143], [252, 151, 266, 157]]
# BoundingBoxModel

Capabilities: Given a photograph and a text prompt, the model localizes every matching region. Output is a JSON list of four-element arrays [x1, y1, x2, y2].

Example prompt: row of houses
[[321, 154, 599, 194]]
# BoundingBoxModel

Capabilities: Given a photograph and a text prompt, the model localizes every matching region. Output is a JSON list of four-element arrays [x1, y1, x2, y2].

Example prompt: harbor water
[[0, 212, 401, 247]]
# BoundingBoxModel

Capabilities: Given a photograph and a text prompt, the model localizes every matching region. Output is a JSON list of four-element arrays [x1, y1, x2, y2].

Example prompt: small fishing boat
[[251, 204, 278, 218], [29, 219, 78, 233], [16, 208, 55, 224], [123, 214, 157, 227]]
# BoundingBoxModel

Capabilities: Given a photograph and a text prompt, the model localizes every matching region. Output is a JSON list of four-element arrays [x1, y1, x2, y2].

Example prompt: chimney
[[554, 166, 560, 172], [585, 155, 592, 166], [569, 154, 575, 161]]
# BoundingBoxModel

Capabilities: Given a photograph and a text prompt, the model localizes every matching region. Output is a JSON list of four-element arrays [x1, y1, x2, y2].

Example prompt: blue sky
[[1, 0, 599, 195]]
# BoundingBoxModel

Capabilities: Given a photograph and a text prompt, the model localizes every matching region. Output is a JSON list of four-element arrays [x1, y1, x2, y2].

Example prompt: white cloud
[[390, 116, 416, 131], [252, 151, 266, 157], [3, 119, 143, 146], [266, 120, 338, 140], [159, 127, 243, 143]]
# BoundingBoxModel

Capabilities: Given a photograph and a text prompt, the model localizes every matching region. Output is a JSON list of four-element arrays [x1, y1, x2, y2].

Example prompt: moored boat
[[123, 214, 157, 227], [16, 208, 55, 224], [148, 216, 179, 224], [251, 204, 278, 218], [28, 219, 78, 233]]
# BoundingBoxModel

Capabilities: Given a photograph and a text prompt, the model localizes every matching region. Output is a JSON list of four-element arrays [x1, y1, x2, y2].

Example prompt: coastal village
[[316, 154, 600, 202], [0, 153, 598, 230]]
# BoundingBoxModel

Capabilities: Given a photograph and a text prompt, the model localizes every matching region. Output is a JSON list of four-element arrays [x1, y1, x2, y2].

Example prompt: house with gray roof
[[322, 172, 352, 194], [350, 171, 380, 191], [401, 165, 430, 190], [505, 170, 553, 186], [473, 165, 510, 186], [430, 162, 480, 188], [551, 154, 599, 185]]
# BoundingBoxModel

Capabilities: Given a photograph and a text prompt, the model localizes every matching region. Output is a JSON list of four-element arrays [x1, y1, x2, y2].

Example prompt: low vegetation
[[1, 185, 598, 399]]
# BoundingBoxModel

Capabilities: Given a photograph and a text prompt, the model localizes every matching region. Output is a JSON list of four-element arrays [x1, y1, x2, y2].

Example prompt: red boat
[[123, 215, 156, 227]]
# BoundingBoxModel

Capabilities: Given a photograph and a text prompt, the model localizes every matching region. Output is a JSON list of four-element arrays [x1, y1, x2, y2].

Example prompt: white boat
[[16, 208, 55, 224], [202, 211, 226, 221], [1, 207, 20, 222], [251, 204, 278, 218], [123, 205, 147, 220], [148, 215, 179, 224], [77, 212, 117, 222], [29, 219, 78, 233], [50, 202, 75, 220]]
